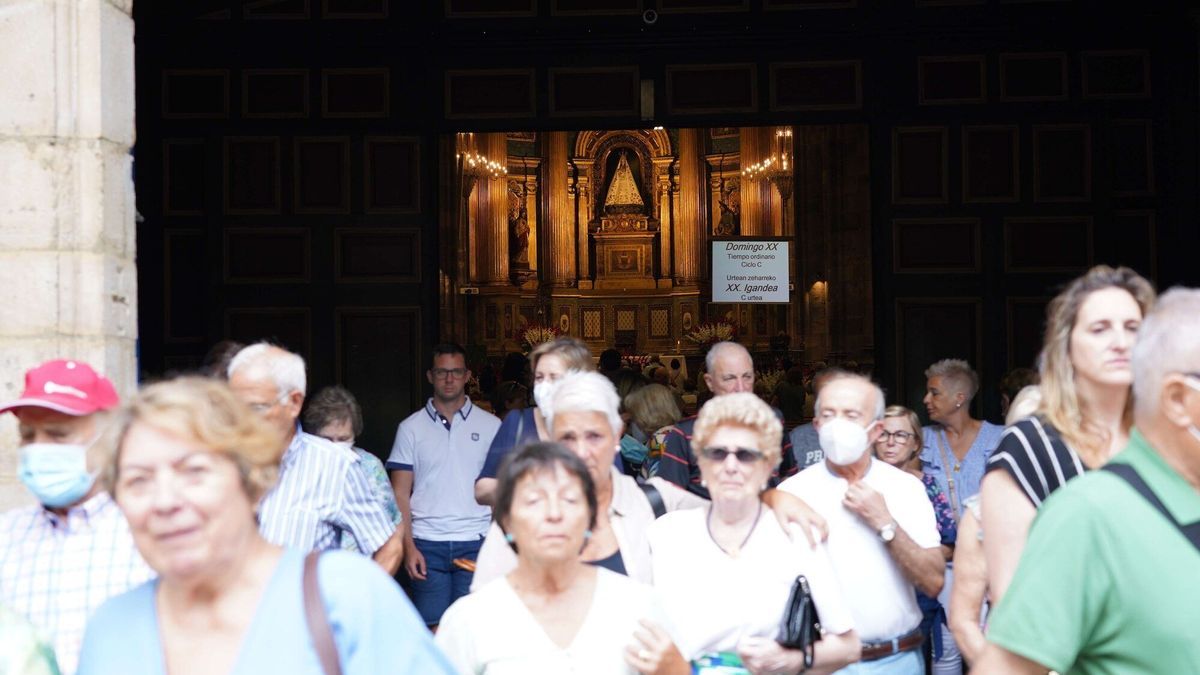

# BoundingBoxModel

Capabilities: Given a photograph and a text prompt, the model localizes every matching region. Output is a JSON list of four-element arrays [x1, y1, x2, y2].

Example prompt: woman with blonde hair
[[980, 265, 1155, 603], [475, 337, 594, 505], [622, 383, 683, 476], [78, 377, 452, 674]]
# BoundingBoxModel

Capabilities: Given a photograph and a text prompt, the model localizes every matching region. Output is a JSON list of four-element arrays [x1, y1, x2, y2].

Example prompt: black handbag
[[777, 575, 822, 669]]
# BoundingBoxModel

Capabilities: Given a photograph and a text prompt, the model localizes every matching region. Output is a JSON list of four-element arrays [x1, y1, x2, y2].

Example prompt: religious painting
[[710, 127, 738, 139], [507, 131, 536, 142]]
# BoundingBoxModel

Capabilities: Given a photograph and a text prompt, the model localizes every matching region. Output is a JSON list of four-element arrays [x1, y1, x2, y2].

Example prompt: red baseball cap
[[0, 359, 120, 416]]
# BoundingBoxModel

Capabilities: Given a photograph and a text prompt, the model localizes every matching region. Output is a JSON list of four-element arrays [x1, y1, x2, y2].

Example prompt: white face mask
[[819, 417, 875, 466], [533, 379, 559, 412]]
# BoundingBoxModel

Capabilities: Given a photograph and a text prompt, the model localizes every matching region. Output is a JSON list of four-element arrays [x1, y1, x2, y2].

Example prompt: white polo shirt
[[778, 458, 940, 642], [387, 398, 500, 541]]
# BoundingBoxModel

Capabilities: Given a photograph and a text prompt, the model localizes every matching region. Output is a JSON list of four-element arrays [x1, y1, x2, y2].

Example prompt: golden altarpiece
[[440, 127, 873, 365]]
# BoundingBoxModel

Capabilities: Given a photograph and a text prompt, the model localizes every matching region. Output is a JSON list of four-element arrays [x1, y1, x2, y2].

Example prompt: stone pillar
[[475, 133, 510, 285], [542, 132, 576, 287], [738, 127, 776, 237], [0, 0, 138, 509], [675, 129, 707, 285]]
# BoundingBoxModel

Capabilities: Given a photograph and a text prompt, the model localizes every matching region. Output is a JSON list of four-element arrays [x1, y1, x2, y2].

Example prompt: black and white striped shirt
[[984, 416, 1087, 508]]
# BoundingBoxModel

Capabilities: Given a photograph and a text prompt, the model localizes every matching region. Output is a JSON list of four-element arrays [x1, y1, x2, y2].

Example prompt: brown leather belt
[[860, 628, 924, 661]]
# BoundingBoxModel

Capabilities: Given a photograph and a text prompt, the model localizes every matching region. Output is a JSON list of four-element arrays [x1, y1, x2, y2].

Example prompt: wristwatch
[[878, 521, 897, 543]]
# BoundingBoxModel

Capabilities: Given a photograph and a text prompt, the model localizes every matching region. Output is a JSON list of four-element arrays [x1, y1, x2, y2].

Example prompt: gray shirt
[[789, 422, 824, 470]]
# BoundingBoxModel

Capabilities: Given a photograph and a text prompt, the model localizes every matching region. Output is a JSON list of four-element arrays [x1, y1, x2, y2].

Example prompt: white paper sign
[[711, 239, 790, 304]]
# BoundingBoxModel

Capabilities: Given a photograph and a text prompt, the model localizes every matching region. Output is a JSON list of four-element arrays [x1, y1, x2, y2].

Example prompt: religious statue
[[715, 180, 740, 236], [507, 180, 529, 267], [603, 151, 645, 215]]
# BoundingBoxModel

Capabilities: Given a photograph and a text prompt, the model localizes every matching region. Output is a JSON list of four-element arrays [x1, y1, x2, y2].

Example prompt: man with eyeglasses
[[227, 343, 403, 573], [975, 288, 1200, 674], [387, 342, 500, 627], [779, 373, 944, 673]]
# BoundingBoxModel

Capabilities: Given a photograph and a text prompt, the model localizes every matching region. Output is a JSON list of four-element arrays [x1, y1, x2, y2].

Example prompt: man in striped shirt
[[228, 343, 404, 573], [0, 359, 154, 675]]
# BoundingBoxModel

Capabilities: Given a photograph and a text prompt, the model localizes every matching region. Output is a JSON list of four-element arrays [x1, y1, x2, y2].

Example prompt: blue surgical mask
[[18, 441, 98, 509]]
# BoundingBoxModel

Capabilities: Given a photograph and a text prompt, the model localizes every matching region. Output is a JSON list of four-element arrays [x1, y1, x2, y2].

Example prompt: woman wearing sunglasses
[[873, 405, 958, 674], [648, 393, 860, 674]]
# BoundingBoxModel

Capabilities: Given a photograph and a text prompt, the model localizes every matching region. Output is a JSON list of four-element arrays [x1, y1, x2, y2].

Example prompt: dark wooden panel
[[659, 0, 748, 11], [162, 69, 229, 118], [322, 0, 388, 17], [243, 69, 309, 118], [445, 69, 536, 118], [895, 299, 981, 421], [294, 137, 350, 213], [335, 228, 421, 282], [1034, 125, 1091, 202], [764, 0, 855, 7], [916, 0, 983, 5], [893, 218, 980, 273], [892, 127, 948, 204], [164, 230, 206, 342], [1110, 211, 1157, 281], [322, 68, 390, 118], [549, 67, 639, 117], [999, 53, 1067, 101], [336, 307, 422, 455], [963, 126, 1019, 203], [485, 303, 498, 339], [364, 137, 421, 213], [163, 140, 206, 215], [1004, 216, 1092, 272], [223, 227, 311, 282], [224, 137, 281, 214], [1082, 50, 1150, 99], [446, 0, 536, 16], [1007, 298, 1049, 370], [225, 308, 311, 359], [551, 0, 640, 14], [244, 0, 310, 19], [770, 61, 862, 111], [666, 64, 757, 114], [919, 56, 985, 104], [1111, 120, 1155, 196]]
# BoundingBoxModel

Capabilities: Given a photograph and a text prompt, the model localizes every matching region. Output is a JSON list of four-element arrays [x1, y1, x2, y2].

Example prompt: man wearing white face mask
[[0, 360, 154, 674], [779, 373, 944, 674]]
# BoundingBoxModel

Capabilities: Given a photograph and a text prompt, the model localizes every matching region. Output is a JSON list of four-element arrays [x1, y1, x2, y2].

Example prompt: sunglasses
[[699, 446, 765, 464]]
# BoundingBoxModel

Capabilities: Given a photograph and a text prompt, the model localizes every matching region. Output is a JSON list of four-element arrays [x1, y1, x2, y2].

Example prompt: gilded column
[[654, 157, 674, 283], [543, 132, 576, 287], [476, 132, 510, 285], [675, 128, 707, 285], [572, 158, 593, 287], [738, 127, 775, 237]]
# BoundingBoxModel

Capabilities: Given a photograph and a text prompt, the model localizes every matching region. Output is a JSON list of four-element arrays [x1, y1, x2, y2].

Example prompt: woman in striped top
[[980, 265, 1155, 604]]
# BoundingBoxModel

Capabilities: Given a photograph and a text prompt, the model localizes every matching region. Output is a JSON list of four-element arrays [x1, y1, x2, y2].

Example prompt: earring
[[956, 402, 962, 408], [583, 529, 593, 540], [700, 479, 708, 488], [504, 533, 515, 544]]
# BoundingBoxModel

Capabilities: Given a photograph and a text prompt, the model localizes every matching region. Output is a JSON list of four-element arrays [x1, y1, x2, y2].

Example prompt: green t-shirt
[[987, 429, 1200, 674]]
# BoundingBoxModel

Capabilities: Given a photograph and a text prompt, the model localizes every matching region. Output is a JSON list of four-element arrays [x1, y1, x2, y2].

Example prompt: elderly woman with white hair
[[649, 393, 861, 674], [471, 371, 827, 589]]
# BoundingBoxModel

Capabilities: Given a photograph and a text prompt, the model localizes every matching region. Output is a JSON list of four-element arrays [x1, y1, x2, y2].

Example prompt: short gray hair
[[705, 341, 752, 373], [227, 342, 307, 396], [924, 358, 980, 401], [814, 373, 886, 421], [1132, 288, 1200, 417], [546, 371, 623, 438]]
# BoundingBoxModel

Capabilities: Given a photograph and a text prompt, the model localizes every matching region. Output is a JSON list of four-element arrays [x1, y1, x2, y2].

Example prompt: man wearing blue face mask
[[0, 359, 154, 674], [779, 373, 944, 674]]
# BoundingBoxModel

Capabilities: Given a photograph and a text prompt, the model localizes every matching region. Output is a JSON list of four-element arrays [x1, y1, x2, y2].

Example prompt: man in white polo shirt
[[780, 373, 944, 674], [388, 342, 501, 627]]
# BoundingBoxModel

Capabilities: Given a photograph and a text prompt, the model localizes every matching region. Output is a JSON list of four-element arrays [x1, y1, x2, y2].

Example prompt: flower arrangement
[[521, 324, 561, 350], [622, 354, 653, 370], [755, 368, 786, 394], [684, 321, 737, 349]]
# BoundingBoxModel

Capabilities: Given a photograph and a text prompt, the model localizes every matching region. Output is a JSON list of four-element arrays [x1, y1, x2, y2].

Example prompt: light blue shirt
[[921, 421, 1005, 517], [258, 430, 395, 554], [387, 398, 500, 541], [77, 549, 454, 675]]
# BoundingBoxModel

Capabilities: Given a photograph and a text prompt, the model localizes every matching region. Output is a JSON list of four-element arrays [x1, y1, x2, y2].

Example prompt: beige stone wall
[[0, 0, 137, 510]]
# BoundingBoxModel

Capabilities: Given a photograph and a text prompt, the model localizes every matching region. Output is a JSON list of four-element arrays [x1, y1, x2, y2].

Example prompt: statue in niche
[[507, 180, 530, 267], [715, 180, 740, 236], [603, 151, 645, 215]]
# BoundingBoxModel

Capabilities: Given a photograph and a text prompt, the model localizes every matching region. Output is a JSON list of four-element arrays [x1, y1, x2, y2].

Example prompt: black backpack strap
[[638, 481, 667, 519], [1102, 463, 1200, 552]]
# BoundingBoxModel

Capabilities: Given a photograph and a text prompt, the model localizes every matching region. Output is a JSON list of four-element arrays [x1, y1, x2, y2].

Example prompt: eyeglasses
[[699, 446, 765, 464], [247, 392, 288, 414], [877, 430, 915, 443], [431, 368, 468, 380]]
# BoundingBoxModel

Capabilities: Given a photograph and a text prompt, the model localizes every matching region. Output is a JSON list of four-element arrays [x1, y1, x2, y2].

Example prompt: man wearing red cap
[[0, 360, 153, 675]]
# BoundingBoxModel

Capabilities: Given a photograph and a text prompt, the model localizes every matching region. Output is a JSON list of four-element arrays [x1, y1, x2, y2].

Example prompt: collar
[[40, 490, 115, 530], [1116, 429, 1200, 524], [424, 397, 474, 423]]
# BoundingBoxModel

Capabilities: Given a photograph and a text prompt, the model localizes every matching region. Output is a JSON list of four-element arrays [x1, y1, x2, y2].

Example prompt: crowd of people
[[0, 263, 1197, 675]]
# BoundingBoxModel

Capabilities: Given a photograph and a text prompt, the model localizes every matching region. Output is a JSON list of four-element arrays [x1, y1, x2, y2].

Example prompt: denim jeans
[[407, 537, 482, 626], [833, 648, 924, 675]]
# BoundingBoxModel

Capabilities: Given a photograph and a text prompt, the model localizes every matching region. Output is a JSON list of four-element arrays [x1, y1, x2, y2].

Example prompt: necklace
[[705, 502, 763, 558]]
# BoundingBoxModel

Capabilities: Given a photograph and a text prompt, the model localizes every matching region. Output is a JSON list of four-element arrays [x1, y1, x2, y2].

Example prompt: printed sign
[[711, 239, 790, 304]]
